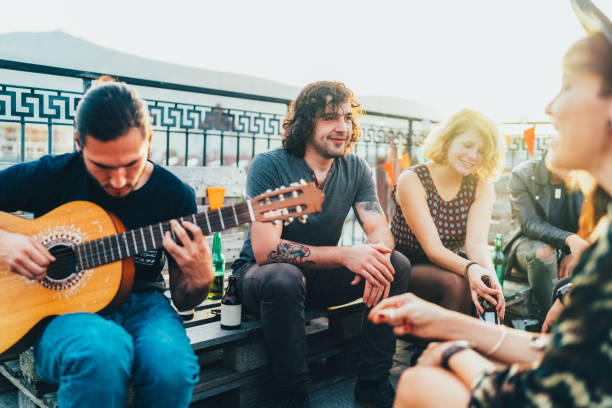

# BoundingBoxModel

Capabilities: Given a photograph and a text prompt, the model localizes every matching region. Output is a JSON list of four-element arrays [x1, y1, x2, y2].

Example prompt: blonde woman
[[391, 109, 506, 317]]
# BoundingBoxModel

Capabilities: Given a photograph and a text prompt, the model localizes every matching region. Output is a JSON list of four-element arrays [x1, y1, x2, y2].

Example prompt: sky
[[2, 0, 611, 122]]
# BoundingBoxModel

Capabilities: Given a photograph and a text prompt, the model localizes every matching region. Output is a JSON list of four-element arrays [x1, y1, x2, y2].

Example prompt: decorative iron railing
[[0, 60, 431, 246], [0, 82, 413, 169]]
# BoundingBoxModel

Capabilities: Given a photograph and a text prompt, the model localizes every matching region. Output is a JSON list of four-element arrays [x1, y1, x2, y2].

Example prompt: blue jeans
[[33, 291, 199, 408]]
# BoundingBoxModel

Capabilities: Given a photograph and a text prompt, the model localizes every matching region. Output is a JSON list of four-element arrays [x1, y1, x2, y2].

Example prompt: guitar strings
[[42, 206, 253, 273], [47, 211, 246, 262], [45, 194, 304, 273]]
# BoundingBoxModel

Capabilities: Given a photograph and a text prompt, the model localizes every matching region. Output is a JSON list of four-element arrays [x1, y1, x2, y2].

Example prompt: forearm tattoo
[[357, 201, 383, 214], [268, 241, 315, 265]]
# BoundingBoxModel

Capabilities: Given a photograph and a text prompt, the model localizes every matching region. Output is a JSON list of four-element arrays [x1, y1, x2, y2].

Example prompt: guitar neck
[[76, 201, 253, 270]]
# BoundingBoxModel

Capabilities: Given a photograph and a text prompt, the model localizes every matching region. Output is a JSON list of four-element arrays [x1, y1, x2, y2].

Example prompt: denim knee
[[523, 243, 556, 266], [55, 319, 133, 386], [137, 345, 198, 396], [261, 264, 305, 301]]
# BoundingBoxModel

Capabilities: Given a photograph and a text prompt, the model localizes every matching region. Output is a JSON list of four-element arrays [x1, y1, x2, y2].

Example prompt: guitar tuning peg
[[292, 191, 299, 198], [266, 189, 272, 193], [296, 205, 303, 213], [265, 197, 272, 204], [283, 217, 295, 226], [298, 215, 308, 223], [280, 185, 286, 190], [273, 219, 281, 225], [290, 182, 299, 187], [299, 179, 306, 185], [278, 194, 285, 201]]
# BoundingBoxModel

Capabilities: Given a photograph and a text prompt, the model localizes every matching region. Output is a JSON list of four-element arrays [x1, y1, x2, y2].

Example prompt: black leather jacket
[[503, 157, 583, 275]]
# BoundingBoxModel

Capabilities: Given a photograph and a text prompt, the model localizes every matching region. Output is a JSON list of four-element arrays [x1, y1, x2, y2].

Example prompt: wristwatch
[[556, 282, 574, 306], [441, 341, 471, 370]]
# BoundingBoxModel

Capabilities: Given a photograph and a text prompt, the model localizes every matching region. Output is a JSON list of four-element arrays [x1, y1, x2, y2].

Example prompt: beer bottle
[[221, 275, 241, 330], [208, 232, 225, 300], [478, 275, 500, 325], [492, 233, 505, 289], [177, 308, 195, 321]]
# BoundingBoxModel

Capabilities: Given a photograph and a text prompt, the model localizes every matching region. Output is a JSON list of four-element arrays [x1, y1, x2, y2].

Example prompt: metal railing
[[499, 122, 554, 170], [0, 59, 434, 245]]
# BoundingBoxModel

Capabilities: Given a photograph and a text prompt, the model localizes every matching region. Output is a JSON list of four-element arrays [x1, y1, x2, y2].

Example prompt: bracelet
[[441, 341, 470, 370], [556, 282, 574, 306], [464, 261, 478, 280], [485, 327, 507, 356]]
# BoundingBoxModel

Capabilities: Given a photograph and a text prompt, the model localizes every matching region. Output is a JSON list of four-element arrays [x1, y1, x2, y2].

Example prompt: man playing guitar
[[0, 80, 213, 407]]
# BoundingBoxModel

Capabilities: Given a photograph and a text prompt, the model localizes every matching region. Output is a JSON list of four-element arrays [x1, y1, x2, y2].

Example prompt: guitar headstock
[[250, 180, 324, 225]]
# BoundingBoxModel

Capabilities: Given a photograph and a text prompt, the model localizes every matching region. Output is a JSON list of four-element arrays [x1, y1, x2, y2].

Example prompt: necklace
[[310, 170, 327, 190]]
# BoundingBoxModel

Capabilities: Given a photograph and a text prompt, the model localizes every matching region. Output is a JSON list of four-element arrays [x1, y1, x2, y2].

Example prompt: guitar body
[[0, 201, 134, 357], [0, 181, 324, 358]]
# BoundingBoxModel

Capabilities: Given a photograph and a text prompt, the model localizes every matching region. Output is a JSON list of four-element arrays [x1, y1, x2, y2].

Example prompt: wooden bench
[[1, 303, 365, 408], [0, 164, 366, 408]]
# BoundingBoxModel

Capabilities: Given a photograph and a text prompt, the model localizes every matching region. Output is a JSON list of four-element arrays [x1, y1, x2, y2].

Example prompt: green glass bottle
[[208, 232, 225, 300], [492, 233, 505, 289]]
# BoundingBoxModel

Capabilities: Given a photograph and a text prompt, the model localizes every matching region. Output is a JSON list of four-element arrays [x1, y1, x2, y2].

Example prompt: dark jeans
[[234, 251, 411, 392]]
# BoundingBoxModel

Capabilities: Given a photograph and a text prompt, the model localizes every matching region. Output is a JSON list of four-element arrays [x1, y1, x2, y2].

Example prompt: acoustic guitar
[[0, 181, 324, 358]]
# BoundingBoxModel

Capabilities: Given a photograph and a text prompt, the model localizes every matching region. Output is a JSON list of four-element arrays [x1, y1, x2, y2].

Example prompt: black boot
[[354, 378, 395, 408]]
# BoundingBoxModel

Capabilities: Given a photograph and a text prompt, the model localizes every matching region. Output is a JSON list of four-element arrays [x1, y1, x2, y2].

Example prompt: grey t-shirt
[[232, 148, 378, 270]]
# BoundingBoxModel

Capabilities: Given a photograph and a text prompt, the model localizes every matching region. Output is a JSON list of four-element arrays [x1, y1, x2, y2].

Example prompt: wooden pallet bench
[[0, 301, 366, 408]]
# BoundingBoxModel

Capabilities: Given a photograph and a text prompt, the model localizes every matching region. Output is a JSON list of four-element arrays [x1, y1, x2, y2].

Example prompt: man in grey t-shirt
[[232, 81, 411, 408]]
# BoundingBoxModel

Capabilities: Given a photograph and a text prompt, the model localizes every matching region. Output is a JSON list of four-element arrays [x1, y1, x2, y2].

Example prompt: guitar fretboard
[[75, 202, 252, 270]]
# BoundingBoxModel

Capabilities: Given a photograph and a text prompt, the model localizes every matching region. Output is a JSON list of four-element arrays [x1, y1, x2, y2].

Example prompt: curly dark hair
[[282, 81, 364, 157]]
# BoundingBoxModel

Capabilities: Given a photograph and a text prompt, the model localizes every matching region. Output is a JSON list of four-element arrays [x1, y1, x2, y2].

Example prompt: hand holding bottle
[[466, 264, 501, 315]]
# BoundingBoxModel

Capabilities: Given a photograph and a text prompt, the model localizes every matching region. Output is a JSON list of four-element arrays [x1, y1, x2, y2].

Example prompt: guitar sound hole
[[46, 244, 78, 281]]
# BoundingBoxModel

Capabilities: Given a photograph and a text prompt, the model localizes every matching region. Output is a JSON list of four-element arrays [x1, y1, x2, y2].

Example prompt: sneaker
[[278, 391, 310, 408], [354, 379, 395, 408]]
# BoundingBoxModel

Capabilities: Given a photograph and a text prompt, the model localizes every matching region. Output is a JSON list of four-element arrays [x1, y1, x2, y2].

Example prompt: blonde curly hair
[[423, 109, 505, 180]]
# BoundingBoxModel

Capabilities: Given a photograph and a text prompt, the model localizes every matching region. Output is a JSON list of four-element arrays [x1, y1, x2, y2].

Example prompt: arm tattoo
[[357, 201, 383, 214], [267, 242, 315, 265]]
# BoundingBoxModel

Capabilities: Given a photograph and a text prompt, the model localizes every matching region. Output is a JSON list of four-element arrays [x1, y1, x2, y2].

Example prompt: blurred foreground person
[[371, 1, 612, 406]]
